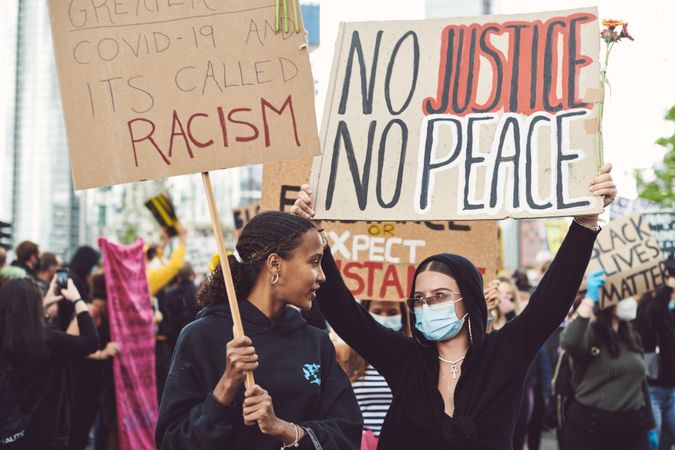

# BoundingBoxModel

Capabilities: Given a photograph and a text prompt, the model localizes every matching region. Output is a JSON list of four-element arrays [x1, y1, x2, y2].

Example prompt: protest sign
[[233, 203, 261, 238], [609, 196, 659, 221], [48, 0, 319, 190], [263, 159, 499, 300], [99, 237, 156, 450], [145, 193, 179, 236], [311, 8, 603, 221], [644, 211, 675, 260], [587, 213, 667, 308]]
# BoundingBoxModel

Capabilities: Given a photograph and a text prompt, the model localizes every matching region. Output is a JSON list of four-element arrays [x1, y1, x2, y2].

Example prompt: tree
[[636, 106, 675, 208]]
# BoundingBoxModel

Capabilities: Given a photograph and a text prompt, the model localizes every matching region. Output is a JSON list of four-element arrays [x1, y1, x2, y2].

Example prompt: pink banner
[[99, 237, 157, 450]]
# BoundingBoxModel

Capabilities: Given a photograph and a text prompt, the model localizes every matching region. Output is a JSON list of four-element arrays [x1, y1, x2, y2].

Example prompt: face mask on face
[[616, 297, 637, 321], [414, 299, 467, 342], [370, 312, 403, 332], [669, 299, 675, 311]]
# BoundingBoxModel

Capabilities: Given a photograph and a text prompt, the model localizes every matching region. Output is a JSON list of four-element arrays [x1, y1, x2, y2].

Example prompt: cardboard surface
[[587, 213, 667, 308], [312, 8, 603, 220], [48, 0, 320, 190], [263, 159, 499, 300]]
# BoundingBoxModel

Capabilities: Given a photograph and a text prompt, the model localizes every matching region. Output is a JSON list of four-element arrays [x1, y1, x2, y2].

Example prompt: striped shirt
[[352, 366, 393, 437]]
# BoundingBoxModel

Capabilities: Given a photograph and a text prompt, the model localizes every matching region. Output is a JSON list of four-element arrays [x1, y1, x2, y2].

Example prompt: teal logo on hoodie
[[303, 364, 321, 385]]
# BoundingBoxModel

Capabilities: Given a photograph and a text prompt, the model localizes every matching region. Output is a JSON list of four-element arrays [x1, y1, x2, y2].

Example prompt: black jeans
[[559, 400, 650, 450]]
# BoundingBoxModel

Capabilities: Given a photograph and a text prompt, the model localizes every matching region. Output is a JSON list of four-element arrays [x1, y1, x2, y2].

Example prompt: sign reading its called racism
[[587, 213, 667, 308], [47, 0, 319, 190], [311, 8, 603, 221], [263, 159, 499, 301]]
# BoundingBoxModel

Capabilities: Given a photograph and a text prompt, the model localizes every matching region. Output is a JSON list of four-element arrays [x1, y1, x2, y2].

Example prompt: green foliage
[[636, 106, 675, 207]]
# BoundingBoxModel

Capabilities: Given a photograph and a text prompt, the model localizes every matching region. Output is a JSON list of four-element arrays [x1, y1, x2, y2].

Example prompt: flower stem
[[595, 42, 613, 172]]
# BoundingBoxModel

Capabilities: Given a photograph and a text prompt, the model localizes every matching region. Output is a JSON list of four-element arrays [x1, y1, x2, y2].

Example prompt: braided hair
[[197, 211, 315, 308]]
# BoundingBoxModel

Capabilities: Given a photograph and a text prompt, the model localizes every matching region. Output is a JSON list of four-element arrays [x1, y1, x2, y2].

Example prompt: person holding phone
[[0, 276, 99, 449]]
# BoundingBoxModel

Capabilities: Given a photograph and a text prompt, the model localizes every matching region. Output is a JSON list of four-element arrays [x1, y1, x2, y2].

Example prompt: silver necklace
[[438, 355, 466, 379]]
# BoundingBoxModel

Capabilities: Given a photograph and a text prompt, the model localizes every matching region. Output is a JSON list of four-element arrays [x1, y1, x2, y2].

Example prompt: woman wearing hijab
[[291, 164, 617, 449]]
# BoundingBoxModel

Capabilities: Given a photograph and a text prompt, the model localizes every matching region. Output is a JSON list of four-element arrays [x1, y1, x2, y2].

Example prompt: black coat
[[635, 285, 675, 387], [155, 300, 362, 449], [6, 312, 99, 449], [317, 220, 598, 450]]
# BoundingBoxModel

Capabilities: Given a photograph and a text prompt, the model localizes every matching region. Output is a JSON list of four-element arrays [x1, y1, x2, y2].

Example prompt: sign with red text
[[311, 8, 603, 220], [233, 203, 261, 238], [100, 237, 157, 450], [587, 213, 667, 308], [263, 159, 499, 300], [48, 0, 319, 190]]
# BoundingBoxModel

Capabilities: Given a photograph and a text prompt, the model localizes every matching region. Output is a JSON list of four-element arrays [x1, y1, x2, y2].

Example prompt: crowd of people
[[1, 163, 674, 450]]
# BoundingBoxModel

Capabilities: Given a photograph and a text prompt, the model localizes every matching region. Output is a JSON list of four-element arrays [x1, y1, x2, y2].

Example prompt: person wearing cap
[[292, 165, 617, 449]]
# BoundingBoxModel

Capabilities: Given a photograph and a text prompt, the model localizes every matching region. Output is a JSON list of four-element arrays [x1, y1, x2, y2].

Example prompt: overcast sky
[[312, 0, 675, 198]]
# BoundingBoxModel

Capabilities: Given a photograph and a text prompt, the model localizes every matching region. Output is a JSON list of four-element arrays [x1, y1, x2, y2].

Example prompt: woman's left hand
[[574, 163, 617, 227], [243, 385, 280, 433], [484, 280, 500, 311]]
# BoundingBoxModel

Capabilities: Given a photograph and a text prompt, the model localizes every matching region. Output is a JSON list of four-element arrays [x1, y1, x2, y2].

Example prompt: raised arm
[[292, 185, 414, 385], [500, 163, 615, 362]]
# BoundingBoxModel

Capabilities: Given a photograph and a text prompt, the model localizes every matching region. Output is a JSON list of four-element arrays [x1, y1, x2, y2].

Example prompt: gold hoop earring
[[271, 273, 280, 285]]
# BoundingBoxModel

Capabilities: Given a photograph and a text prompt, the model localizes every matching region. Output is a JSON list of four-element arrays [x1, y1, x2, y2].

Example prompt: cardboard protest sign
[[99, 237, 157, 450], [587, 213, 667, 308], [263, 159, 499, 300], [48, 0, 319, 190], [233, 203, 261, 238], [643, 211, 675, 260], [311, 8, 603, 221], [609, 196, 659, 221]]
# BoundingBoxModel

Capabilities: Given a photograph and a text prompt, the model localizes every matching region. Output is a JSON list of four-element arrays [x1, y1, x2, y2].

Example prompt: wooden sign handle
[[201, 172, 255, 388]]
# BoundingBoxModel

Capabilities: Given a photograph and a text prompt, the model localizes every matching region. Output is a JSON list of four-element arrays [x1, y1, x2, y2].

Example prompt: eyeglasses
[[407, 291, 462, 309]]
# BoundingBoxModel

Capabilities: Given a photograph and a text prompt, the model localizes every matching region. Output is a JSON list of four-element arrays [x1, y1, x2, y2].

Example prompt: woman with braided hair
[[155, 211, 362, 450]]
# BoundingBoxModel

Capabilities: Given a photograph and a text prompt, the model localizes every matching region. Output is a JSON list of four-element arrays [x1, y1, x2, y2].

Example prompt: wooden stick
[[201, 172, 255, 387]]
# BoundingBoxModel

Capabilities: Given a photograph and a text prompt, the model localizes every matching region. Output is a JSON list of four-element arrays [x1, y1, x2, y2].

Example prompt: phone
[[55, 268, 69, 293]]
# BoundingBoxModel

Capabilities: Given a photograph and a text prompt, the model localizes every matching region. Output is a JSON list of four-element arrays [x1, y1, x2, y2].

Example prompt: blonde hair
[[497, 276, 526, 315]]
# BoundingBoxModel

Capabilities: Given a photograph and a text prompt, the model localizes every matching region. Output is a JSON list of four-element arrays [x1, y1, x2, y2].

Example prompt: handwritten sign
[[48, 0, 319, 190], [644, 211, 675, 260], [587, 213, 667, 308], [100, 237, 157, 450], [263, 159, 499, 300], [233, 203, 261, 238], [311, 8, 603, 221]]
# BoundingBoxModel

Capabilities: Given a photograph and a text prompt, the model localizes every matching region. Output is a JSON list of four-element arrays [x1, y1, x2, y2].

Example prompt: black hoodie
[[155, 300, 362, 449], [316, 221, 598, 449]]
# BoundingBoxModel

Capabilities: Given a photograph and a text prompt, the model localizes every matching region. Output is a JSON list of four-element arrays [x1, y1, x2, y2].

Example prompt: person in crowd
[[0, 276, 99, 449], [513, 346, 552, 450], [10, 241, 40, 278], [513, 269, 535, 296], [559, 270, 655, 450], [161, 262, 200, 352], [486, 277, 519, 332], [635, 259, 675, 450], [156, 211, 362, 449], [290, 163, 616, 449], [336, 300, 410, 448], [63, 246, 103, 450], [34, 253, 60, 294], [0, 247, 7, 285], [147, 224, 186, 297]]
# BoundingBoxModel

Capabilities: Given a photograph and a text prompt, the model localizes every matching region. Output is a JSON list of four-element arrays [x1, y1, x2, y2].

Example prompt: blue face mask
[[370, 312, 403, 332], [414, 299, 467, 342], [669, 300, 675, 311]]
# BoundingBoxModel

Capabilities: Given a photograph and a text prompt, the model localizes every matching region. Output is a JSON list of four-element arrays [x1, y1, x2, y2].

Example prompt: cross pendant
[[450, 364, 459, 379]]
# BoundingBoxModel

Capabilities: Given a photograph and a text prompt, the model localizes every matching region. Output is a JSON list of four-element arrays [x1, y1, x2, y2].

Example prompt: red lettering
[[341, 261, 365, 296], [168, 110, 194, 158], [227, 108, 259, 142], [187, 113, 214, 148], [379, 265, 405, 299], [127, 118, 170, 167], [261, 95, 300, 147], [363, 262, 383, 298]]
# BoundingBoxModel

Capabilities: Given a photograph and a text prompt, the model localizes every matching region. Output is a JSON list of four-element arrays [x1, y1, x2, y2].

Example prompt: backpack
[[544, 350, 587, 431], [0, 358, 31, 445]]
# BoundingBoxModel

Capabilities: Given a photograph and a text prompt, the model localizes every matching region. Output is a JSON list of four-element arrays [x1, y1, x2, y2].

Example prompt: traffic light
[[0, 220, 12, 250]]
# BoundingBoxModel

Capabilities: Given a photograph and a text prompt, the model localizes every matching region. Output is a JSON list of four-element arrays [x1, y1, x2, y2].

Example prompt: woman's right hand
[[213, 335, 259, 405], [290, 184, 315, 220]]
